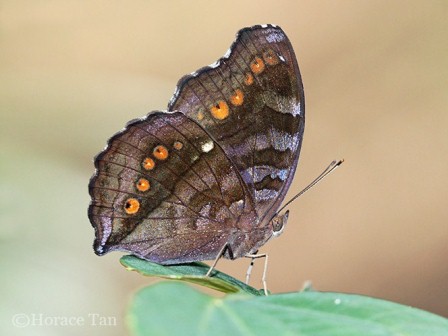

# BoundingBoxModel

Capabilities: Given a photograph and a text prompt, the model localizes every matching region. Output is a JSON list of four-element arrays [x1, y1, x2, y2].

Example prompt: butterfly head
[[271, 210, 289, 238]]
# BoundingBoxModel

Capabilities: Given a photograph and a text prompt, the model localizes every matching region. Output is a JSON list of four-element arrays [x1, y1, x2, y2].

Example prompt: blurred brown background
[[1, 1, 447, 335]]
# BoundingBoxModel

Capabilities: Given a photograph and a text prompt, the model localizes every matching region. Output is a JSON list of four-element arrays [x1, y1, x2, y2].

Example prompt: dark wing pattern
[[168, 24, 305, 226], [89, 25, 305, 263], [88, 112, 257, 264]]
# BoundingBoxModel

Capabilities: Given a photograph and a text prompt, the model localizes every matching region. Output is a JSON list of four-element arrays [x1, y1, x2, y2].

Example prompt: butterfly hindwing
[[88, 111, 257, 263]]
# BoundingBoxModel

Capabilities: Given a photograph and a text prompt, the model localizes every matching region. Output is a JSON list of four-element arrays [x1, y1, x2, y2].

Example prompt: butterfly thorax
[[225, 226, 272, 259], [224, 210, 288, 259]]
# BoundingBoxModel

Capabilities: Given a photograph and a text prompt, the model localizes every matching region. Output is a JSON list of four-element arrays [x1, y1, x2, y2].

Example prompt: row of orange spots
[[142, 144, 169, 171], [247, 49, 279, 79], [203, 49, 280, 121], [210, 90, 243, 121], [124, 141, 183, 215], [125, 49, 280, 214]]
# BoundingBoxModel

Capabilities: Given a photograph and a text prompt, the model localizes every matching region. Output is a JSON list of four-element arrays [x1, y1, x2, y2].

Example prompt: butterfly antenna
[[275, 159, 344, 215]]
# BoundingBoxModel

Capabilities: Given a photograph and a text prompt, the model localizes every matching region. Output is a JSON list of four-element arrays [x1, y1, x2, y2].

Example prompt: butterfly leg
[[205, 244, 228, 277], [245, 255, 256, 285], [245, 252, 269, 295]]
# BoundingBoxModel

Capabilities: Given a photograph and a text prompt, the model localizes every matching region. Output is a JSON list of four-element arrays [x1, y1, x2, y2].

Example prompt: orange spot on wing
[[124, 198, 140, 214], [263, 49, 279, 65], [250, 57, 265, 75], [244, 73, 254, 85], [136, 178, 150, 192], [173, 141, 183, 150], [142, 157, 155, 170], [210, 101, 229, 120], [230, 89, 244, 106], [197, 111, 204, 120], [153, 145, 169, 160]]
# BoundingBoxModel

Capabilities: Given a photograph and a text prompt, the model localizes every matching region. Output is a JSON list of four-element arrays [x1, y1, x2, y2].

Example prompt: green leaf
[[120, 255, 263, 296], [127, 282, 448, 336]]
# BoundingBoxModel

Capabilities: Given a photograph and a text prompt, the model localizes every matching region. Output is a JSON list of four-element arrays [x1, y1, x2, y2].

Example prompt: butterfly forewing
[[168, 24, 305, 224]]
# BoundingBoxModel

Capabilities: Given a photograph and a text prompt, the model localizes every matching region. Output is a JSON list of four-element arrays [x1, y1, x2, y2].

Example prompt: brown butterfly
[[88, 24, 305, 292]]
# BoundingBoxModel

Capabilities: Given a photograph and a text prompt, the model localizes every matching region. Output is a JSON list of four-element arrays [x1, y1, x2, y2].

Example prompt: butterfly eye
[[272, 211, 289, 237], [124, 198, 140, 215]]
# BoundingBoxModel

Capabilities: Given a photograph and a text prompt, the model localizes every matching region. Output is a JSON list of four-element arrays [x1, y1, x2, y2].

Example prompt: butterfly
[[88, 24, 305, 283]]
